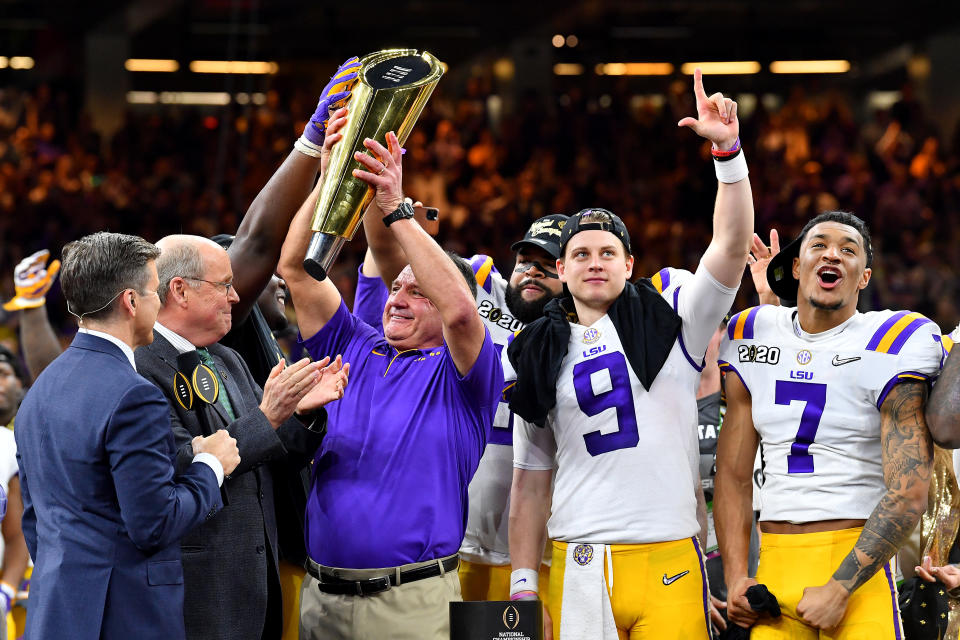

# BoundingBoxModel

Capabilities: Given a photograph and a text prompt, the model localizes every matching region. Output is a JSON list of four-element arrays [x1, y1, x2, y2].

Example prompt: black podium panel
[[450, 600, 542, 640]]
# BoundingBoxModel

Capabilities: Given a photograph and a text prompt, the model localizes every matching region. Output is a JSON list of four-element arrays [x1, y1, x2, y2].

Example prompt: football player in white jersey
[[507, 68, 752, 640], [715, 210, 941, 637], [358, 210, 569, 601]]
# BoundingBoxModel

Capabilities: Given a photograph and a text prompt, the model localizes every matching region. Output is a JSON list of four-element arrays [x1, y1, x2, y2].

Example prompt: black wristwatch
[[382, 201, 416, 227]]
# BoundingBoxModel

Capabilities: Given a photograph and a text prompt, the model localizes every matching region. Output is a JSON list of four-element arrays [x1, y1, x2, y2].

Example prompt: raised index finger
[[693, 68, 708, 104]]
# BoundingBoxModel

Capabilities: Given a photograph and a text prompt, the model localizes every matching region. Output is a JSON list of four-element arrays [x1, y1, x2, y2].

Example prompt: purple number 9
[[573, 352, 639, 456], [775, 380, 827, 474]]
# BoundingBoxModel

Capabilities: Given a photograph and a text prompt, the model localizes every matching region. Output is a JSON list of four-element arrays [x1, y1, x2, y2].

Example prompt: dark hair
[[60, 232, 160, 322], [446, 251, 478, 299], [797, 211, 873, 267]]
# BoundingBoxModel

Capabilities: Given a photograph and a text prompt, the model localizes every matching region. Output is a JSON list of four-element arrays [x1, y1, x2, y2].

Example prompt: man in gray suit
[[134, 235, 347, 640]]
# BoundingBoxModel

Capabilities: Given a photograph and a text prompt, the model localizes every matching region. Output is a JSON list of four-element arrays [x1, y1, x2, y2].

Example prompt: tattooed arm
[[796, 380, 933, 629], [926, 344, 960, 447]]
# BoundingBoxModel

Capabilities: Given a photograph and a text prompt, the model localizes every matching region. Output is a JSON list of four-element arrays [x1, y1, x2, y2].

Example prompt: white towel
[[558, 543, 618, 640]]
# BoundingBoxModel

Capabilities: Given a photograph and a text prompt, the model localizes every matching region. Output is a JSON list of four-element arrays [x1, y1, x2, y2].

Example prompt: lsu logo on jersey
[[477, 299, 523, 332]]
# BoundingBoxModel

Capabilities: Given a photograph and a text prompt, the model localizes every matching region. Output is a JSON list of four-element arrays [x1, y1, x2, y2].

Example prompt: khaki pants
[[299, 569, 461, 640]]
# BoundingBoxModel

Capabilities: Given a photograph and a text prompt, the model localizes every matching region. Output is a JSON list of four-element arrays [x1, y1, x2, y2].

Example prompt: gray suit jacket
[[135, 332, 324, 640]]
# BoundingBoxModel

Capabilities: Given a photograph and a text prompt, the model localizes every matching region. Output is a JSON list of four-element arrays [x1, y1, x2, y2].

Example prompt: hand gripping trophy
[[302, 49, 444, 280]]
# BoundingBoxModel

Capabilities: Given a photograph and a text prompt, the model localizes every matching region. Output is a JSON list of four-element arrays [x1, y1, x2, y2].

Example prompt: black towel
[[507, 278, 681, 427], [722, 584, 781, 640]]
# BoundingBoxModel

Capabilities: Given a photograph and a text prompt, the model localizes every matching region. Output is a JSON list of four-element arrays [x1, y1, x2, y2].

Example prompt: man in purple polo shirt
[[277, 128, 502, 640]]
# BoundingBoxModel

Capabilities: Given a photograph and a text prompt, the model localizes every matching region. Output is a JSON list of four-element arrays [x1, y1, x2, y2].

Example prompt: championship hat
[[510, 214, 569, 259]]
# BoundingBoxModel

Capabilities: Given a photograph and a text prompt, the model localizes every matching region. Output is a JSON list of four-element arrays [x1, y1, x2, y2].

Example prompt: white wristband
[[294, 135, 323, 158], [714, 150, 748, 184], [510, 568, 539, 596]]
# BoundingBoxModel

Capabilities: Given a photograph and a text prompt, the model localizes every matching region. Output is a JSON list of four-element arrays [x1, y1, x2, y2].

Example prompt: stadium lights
[[595, 62, 674, 76], [680, 61, 761, 75], [553, 63, 584, 76], [0, 56, 34, 70], [127, 91, 266, 105], [770, 60, 851, 74], [189, 60, 278, 74], [125, 59, 179, 72]]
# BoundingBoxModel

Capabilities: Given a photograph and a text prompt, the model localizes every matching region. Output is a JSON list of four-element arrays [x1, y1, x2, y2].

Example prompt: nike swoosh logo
[[514, 578, 527, 584], [662, 570, 689, 585], [832, 355, 861, 366]]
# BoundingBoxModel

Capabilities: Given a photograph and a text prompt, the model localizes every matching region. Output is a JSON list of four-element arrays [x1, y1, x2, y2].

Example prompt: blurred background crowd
[[1, 74, 960, 350]]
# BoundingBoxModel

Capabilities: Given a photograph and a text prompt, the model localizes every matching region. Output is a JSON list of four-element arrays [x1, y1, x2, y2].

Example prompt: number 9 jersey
[[514, 265, 737, 544], [717, 305, 943, 523]]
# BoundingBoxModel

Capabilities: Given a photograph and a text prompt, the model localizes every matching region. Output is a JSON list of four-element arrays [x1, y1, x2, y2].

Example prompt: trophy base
[[303, 233, 346, 282]]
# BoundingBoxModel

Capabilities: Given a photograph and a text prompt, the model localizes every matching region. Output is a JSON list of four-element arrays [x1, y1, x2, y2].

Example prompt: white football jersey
[[460, 255, 525, 564], [514, 265, 737, 544], [718, 305, 942, 523]]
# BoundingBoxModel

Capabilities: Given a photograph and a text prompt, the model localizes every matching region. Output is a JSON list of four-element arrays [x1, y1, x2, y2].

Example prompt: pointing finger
[[692, 68, 708, 104], [770, 228, 781, 253]]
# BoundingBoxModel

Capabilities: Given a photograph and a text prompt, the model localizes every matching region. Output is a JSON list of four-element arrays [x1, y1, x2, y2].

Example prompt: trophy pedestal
[[303, 232, 346, 281], [449, 601, 542, 640]]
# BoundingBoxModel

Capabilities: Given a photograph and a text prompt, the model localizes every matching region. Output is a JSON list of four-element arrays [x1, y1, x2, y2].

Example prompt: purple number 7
[[775, 380, 827, 474], [573, 352, 639, 456]]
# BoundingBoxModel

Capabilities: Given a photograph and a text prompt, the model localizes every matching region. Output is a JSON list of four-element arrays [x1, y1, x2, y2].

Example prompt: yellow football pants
[[550, 538, 710, 640], [751, 528, 903, 639], [279, 560, 305, 640]]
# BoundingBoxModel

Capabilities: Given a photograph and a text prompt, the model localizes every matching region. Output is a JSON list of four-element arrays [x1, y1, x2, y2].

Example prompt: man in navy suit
[[15, 232, 241, 640]]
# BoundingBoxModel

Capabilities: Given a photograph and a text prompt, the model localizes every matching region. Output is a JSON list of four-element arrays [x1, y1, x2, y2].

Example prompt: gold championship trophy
[[303, 49, 445, 281]]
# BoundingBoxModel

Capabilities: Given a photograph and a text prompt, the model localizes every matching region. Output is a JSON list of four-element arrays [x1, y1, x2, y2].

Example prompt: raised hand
[[677, 68, 739, 150], [320, 107, 350, 177], [747, 230, 781, 305], [4, 249, 61, 311], [352, 131, 405, 215], [297, 355, 349, 412], [304, 56, 361, 146]]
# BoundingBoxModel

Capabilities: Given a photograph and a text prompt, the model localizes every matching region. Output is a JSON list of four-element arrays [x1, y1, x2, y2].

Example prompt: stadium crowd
[[1, 77, 960, 348]]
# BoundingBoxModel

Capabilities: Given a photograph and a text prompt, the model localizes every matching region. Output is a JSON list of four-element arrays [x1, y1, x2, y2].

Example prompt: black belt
[[308, 555, 459, 596]]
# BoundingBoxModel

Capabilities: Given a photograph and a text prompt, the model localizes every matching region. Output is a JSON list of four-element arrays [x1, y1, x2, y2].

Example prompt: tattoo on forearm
[[833, 381, 932, 593]]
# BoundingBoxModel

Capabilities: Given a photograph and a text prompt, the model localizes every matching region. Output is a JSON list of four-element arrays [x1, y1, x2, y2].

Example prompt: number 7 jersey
[[717, 305, 943, 523]]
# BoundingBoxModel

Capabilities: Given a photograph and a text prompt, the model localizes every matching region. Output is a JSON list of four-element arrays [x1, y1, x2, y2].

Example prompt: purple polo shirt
[[301, 300, 502, 568]]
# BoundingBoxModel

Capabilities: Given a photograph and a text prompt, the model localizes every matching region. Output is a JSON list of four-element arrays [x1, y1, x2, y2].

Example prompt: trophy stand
[[449, 600, 543, 640]]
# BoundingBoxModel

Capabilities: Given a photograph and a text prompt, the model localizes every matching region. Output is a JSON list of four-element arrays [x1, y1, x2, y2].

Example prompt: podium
[[449, 600, 543, 640]]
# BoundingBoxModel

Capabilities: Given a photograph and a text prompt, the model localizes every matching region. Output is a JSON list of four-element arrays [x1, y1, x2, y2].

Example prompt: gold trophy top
[[302, 49, 444, 280]]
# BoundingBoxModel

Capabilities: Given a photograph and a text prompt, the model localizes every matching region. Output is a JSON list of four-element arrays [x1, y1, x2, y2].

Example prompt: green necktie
[[196, 347, 236, 421]]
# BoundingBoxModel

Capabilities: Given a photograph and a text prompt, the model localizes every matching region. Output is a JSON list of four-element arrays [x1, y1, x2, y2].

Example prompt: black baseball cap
[[558, 208, 632, 257], [510, 214, 569, 259], [766, 235, 802, 304]]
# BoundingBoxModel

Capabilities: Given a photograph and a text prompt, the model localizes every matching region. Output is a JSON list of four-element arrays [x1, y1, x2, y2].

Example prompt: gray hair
[[156, 241, 205, 304], [60, 232, 160, 322]]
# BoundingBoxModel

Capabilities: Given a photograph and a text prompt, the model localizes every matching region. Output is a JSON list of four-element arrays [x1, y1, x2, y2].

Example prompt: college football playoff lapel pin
[[192, 363, 220, 404], [173, 372, 193, 410]]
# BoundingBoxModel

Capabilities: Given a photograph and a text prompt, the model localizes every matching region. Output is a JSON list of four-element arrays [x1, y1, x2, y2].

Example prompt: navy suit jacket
[[16, 332, 222, 640]]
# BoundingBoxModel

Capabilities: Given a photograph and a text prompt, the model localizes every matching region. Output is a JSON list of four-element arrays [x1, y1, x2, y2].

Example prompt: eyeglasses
[[182, 276, 234, 295]]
